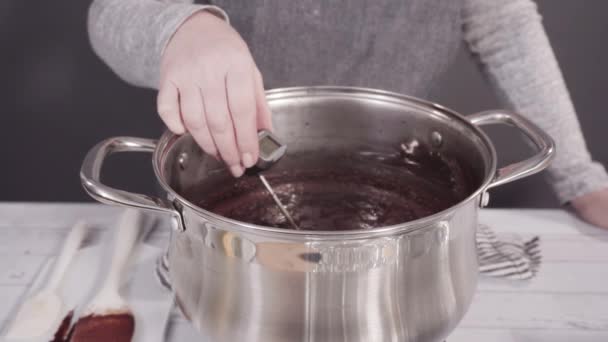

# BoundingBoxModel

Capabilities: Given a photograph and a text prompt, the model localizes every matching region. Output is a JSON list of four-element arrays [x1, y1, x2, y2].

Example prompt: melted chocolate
[[69, 313, 134, 342], [50, 310, 73, 342], [188, 145, 473, 231]]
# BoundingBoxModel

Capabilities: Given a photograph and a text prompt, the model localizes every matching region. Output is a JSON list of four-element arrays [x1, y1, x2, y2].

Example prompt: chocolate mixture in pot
[[190, 143, 473, 231]]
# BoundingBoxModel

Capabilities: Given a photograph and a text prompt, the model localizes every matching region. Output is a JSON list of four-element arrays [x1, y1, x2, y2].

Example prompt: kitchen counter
[[1, 203, 607, 341]]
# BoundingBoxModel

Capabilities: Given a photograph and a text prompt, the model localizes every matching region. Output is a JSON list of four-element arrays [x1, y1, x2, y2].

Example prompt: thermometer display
[[256, 130, 287, 170]]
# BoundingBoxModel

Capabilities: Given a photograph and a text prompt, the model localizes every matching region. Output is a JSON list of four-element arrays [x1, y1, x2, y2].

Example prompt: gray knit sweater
[[87, 0, 608, 203]]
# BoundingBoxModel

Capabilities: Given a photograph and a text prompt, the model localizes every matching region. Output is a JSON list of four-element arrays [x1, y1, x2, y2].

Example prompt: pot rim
[[153, 86, 497, 237]]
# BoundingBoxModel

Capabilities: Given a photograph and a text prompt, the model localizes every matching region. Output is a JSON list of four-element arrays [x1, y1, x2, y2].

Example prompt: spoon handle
[[45, 221, 88, 292], [102, 209, 143, 293]]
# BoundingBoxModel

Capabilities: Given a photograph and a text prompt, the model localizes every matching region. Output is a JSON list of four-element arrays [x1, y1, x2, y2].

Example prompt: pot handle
[[468, 110, 555, 189], [80, 137, 182, 220]]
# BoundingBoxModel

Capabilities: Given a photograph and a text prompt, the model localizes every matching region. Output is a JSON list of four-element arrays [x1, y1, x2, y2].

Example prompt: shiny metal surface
[[80, 86, 555, 341], [79, 136, 185, 231], [80, 137, 176, 213], [468, 110, 556, 189], [170, 203, 478, 342]]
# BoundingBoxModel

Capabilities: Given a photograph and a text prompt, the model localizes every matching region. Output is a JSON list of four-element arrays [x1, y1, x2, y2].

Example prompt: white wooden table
[[1, 203, 607, 341]]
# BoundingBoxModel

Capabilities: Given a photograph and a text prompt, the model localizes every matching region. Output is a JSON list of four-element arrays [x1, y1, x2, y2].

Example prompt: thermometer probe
[[254, 130, 299, 230]]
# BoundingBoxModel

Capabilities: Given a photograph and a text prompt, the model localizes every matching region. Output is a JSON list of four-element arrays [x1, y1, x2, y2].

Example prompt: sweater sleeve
[[87, 0, 228, 89], [462, 0, 608, 203]]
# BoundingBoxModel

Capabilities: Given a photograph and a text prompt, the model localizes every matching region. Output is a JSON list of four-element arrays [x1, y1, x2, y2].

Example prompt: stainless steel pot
[[81, 87, 554, 342]]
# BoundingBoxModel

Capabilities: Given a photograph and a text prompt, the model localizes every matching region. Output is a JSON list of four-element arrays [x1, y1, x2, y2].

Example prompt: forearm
[[462, 0, 608, 203], [87, 0, 227, 89]]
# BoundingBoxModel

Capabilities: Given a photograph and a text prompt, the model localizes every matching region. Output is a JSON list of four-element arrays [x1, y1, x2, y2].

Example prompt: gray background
[[1, 1, 606, 207]]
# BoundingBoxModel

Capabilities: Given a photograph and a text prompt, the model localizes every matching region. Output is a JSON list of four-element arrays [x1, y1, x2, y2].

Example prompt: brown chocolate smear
[[50, 310, 73, 342], [187, 145, 475, 231], [69, 313, 134, 342]]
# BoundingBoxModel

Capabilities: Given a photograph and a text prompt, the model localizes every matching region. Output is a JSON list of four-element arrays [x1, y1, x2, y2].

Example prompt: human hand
[[570, 187, 608, 229], [157, 10, 272, 177]]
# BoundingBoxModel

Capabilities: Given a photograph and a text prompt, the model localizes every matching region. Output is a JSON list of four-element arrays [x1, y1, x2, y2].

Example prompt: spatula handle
[[46, 221, 88, 292], [103, 209, 143, 292]]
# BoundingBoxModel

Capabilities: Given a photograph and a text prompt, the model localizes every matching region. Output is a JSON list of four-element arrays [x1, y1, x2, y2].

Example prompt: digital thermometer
[[252, 130, 299, 229], [256, 129, 287, 170]]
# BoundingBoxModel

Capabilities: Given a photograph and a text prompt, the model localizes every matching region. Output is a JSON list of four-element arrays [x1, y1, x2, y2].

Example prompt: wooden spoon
[[5, 221, 87, 339], [69, 209, 142, 342]]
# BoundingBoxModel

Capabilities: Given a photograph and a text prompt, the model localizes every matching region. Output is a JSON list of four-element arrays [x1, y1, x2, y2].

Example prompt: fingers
[[254, 68, 273, 130], [179, 86, 218, 158], [158, 12, 267, 178], [163, 65, 267, 178], [157, 81, 185, 134], [226, 65, 259, 168], [201, 82, 243, 177]]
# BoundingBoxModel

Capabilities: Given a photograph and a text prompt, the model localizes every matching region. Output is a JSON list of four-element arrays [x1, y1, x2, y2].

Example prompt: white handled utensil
[[69, 209, 143, 342], [5, 221, 88, 339]]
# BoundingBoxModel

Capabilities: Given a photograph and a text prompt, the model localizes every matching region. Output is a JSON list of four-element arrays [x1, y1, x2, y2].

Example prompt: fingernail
[[230, 165, 244, 177], [242, 153, 254, 168]]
